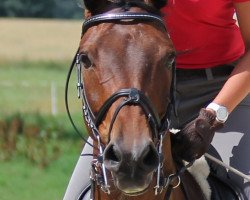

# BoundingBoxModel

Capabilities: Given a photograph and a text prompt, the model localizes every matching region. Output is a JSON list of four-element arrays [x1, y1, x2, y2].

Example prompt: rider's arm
[[212, 1, 250, 113]]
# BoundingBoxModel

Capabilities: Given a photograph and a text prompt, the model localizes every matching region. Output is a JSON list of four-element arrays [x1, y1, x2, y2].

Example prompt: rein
[[65, 11, 184, 200]]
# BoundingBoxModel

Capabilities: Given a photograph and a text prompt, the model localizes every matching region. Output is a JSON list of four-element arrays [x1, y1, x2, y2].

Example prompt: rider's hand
[[171, 108, 224, 162]]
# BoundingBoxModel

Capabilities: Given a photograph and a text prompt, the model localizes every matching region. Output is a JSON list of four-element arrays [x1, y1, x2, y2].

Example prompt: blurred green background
[[0, 1, 88, 199]]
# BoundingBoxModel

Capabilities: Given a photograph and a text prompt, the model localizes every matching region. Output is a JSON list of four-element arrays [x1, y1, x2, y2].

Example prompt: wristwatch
[[206, 102, 229, 123]]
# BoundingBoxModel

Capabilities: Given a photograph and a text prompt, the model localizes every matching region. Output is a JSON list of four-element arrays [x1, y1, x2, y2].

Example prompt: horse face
[[79, 5, 175, 195]]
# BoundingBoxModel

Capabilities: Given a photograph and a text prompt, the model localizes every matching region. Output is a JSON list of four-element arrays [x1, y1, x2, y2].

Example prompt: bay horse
[[69, 0, 209, 199]]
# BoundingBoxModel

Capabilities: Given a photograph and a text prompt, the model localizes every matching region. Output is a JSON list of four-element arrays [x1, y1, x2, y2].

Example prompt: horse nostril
[[104, 144, 122, 170], [141, 144, 159, 171]]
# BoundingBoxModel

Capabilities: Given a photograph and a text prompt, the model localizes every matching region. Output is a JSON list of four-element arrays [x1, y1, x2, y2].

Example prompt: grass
[[0, 18, 82, 62], [0, 18, 84, 115], [0, 60, 88, 199], [0, 139, 84, 200], [0, 61, 82, 115], [0, 61, 88, 199], [0, 18, 89, 200]]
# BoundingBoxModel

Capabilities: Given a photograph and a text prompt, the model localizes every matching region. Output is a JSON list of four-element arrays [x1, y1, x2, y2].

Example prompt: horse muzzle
[[103, 140, 160, 194]]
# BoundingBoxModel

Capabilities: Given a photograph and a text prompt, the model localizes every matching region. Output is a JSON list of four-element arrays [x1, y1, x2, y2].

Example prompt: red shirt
[[162, 0, 248, 69]]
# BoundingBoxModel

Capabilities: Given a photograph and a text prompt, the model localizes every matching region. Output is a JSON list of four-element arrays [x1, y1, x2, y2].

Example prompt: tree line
[[0, 0, 83, 19]]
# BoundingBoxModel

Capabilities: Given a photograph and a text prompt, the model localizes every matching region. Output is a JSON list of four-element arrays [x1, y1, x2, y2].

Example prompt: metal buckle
[[165, 174, 181, 189], [76, 53, 83, 99], [154, 133, 164, 195], [97, 136, 110, 194]]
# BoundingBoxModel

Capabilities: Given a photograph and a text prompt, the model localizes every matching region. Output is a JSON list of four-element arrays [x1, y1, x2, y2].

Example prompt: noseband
[[65, 11, 175, 198]]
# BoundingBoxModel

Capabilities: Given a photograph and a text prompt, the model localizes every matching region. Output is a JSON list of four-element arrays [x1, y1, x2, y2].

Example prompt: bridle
[[65, 10, 181, 200]]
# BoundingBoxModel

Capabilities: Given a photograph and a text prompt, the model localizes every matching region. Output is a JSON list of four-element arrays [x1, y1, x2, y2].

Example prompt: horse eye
[[80, 54, 93, 69], [165, 53, 176, 69], [166, 58, 175, 69]]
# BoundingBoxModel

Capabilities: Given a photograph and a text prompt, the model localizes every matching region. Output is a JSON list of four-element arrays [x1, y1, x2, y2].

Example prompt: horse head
[[79, 0, 175, 196]]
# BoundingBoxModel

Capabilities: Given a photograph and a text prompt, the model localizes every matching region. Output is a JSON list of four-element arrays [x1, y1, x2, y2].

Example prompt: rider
[[63, 0, 250, 199], [162, 0, 250, 199]]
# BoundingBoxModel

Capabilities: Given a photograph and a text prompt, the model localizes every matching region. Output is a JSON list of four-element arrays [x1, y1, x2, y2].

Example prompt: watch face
[[207, 103, 229, 122], [217, 107, 228, 121]]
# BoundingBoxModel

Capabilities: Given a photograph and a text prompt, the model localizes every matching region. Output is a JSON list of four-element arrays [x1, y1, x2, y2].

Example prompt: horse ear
[[83, 0, 110, 15], [83, 0, 97, 13], [146, 0, 167, 9]]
